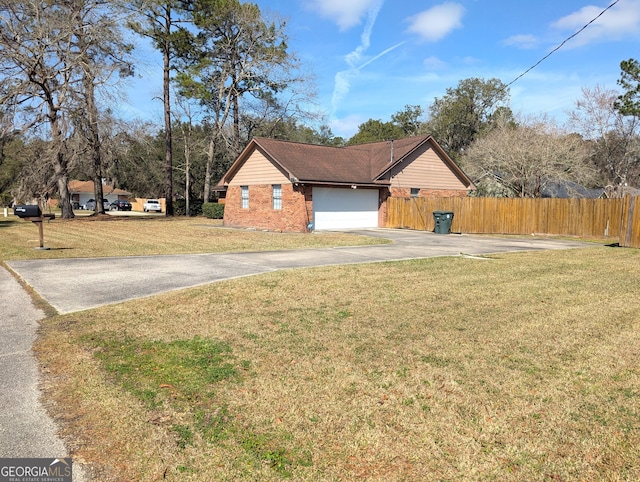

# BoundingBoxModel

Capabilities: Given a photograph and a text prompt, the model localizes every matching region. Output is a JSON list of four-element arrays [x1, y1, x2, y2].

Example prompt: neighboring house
[[541, 181, 606, 199], [68, 180, 131, 208], [217, 136, 474, 232]]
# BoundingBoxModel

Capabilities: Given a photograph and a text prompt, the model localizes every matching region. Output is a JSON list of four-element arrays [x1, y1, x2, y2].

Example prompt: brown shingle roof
[[254, 136, 437, 184], [253, 137, 381, 184], [68, 180, 131, 196], [223, 135, 472, 188]]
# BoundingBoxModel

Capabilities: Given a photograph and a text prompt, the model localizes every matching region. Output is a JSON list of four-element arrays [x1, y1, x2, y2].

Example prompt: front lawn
[[0, 216, 388, 260], [34, 246, 640, 481]]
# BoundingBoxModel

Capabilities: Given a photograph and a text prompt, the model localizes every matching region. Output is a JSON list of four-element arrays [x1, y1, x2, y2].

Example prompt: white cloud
[[503, 34, 539, 50], [307, 0, 382, 31], [550, 0, 640, 47], [458, 56, 481, 66], [406, 3, 465, 42], [423, 56, 447, 70]]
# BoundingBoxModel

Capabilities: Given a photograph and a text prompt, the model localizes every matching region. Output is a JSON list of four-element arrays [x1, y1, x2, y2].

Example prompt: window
[[272, 184, 282, 210], [241, 186, 249, 208], [410, 188, 420, 198]]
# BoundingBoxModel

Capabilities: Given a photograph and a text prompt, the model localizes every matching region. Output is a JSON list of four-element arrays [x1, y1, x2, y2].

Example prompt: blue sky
[[121, 0, 640, 139]]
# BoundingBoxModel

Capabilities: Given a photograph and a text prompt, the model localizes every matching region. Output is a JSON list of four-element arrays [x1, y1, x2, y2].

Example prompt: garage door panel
[[313, 187, 379, 230]]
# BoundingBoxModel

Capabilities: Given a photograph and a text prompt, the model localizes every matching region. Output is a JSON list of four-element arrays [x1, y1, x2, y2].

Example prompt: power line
[[504, 0, 621, 90]]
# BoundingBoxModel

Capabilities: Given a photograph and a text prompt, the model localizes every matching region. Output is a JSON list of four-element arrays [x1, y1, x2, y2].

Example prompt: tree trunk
[[203, 136, 214, 202], [84, 76, 105, 214], [93, 178, 105, 212], [50, 112, 74, 218], [232, 94, 240, 155], [163, 19, 173, 216], [184, 133, 190, 216], [55, 152, 74, 218]]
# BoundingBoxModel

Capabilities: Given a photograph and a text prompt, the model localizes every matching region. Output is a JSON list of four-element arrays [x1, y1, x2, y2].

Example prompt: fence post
[[619, 195, 635, 247]]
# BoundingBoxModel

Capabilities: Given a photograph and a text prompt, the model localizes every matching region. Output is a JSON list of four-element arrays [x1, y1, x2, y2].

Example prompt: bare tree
[[0, 0, 132, 216], [173, 96, 207, 215], [0, 1, 77, 217], [462, 115, 593, 198], [69, 0, 134, 214], [13, 138, 56, 205], [567, 85, 640, 194]]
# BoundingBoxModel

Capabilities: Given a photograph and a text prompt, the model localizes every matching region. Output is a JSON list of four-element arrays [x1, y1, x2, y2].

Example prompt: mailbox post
[[13, 205, 55, 249]]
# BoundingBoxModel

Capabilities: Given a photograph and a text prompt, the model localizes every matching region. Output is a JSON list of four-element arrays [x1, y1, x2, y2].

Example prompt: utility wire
[[504, 0, 621, 89]]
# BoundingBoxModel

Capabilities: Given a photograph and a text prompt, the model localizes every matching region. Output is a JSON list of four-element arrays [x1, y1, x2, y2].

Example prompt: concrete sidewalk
[[7, 229, 592, 315], [0, 267, 87, 481]]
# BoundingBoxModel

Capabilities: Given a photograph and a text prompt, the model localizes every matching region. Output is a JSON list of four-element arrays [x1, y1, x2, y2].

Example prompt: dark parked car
[[109, 199, 132, 211]]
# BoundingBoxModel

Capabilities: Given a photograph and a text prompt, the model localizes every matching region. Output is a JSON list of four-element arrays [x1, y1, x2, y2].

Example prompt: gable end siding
[[228, 149, 289, 186], [388, 146, 469, 191]]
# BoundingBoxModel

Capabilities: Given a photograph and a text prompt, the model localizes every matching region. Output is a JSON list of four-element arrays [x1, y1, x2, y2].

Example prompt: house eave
[[295, 180, 390, 188]]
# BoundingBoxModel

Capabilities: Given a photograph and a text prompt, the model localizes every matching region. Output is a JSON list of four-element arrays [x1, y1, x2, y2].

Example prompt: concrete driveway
[[7, 229, 592, 315]]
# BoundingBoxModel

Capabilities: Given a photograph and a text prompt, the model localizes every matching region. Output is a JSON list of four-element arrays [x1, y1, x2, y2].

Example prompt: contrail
[[331, 40, 405, 116], [357, 41, 405, 70], [331, 0, 388, 116]]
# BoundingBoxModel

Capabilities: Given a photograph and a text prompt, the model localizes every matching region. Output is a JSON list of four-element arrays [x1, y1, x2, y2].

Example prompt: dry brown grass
[[0, 215, 387, 260], [34, 246, 640, 481]]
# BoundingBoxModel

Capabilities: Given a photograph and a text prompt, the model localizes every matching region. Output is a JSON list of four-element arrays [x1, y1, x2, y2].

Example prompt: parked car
[[143, 199, 162, 212], [84, 198, 110, 211], [109, 199, 132, 211]]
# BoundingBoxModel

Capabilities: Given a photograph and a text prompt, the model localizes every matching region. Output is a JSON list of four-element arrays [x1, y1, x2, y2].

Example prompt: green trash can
[[433, 210, 454, 234]]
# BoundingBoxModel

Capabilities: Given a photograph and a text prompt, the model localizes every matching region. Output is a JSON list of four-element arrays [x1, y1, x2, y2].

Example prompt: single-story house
[[68, 180, 131, 208], [217, 136, 475, 232]]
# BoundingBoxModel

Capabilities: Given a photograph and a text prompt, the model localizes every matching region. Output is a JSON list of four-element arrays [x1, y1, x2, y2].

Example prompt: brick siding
[[223, 184, 311, 232], [224, 184, 468, 231], [390, 187, 469, 198]]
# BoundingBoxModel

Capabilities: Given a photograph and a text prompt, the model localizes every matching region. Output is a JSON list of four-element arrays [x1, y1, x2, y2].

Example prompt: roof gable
[[372, 137, 473, 188]]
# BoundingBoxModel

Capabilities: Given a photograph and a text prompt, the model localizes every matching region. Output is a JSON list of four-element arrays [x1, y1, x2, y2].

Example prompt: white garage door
[[312, 187, 379, 230]]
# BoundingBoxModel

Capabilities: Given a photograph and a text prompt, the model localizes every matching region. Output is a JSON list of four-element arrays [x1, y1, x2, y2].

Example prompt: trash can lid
[[433, 210, 454, 215]]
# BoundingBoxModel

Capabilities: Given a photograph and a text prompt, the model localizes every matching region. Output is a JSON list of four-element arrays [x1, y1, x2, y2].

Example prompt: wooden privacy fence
[[386, 196, 640, 248]]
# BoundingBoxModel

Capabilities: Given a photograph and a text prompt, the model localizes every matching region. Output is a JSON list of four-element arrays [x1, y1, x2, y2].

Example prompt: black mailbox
[[14, 204, 42, 218]]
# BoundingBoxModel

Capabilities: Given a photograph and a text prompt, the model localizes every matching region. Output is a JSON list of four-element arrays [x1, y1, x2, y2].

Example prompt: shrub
[[202, 203, 225, 219], [174, 199, 204, 216]]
